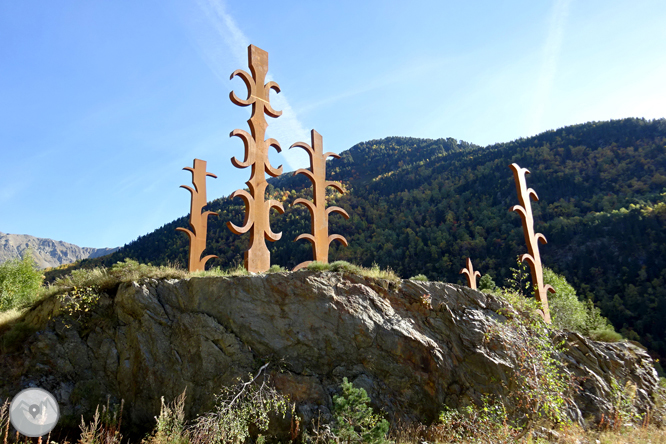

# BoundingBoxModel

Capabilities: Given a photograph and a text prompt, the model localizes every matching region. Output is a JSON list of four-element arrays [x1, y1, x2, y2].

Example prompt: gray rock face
[[0, 232, 117, 269], [0, 272, 659, 432]]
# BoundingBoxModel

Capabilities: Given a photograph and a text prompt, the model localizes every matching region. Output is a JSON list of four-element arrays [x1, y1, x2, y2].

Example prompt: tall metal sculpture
[[227, 45, 285, 272], [176, 158, 218, 272], [290, 130, 349, 271], [509, 163, 555, 324], [460, 257, 480, 290]]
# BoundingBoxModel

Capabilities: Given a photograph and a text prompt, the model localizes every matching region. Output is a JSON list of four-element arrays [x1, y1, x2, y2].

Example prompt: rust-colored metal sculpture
[[509, 163, 555, 324], [290, 130, 349, 271], [460, 257, 480, 290], [176, 159, 218, 272], [227, 45, 285, 272]]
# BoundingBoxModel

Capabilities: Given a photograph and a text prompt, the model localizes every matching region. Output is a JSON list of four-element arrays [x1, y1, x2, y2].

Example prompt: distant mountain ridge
[[0, 232, 117, 269]]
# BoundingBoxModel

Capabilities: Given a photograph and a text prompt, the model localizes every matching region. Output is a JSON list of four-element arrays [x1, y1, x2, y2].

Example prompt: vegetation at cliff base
[[1, 368, 664, 443]]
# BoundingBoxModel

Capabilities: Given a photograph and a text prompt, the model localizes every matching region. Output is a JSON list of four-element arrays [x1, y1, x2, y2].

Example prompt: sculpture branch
[[290, 130, 349, 271], [459, 258, 481, 290], [177, 158, 218, 272], [228, 45, 283, 272], [509, 163, 555, 324]]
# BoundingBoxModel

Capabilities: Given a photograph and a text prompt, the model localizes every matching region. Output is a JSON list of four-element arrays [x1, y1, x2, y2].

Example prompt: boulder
[[0, 271, 660, 433]]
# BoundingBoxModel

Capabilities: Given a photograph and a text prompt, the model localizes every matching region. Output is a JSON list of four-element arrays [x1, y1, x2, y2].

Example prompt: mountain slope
[[54, 118, 666, 359], [0, 232, 117, 269]]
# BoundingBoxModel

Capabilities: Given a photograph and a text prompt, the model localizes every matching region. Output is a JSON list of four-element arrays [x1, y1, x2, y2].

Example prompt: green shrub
[[306, 261, 333, 272], [266, 264, 287, 273], [485, 302, 575, 429], [186, 365, 293, 444], [329, 261, 362, 274], [543, 268, 621, 340], [506, 257, 531, 296], [332, 377, 390, 444], [409, 274, 428, 282], [58, 285, 103, 329], [478, 274, 497, 292], [144, 391, 187, 444], [588, 327, 623, 343], [0, 251, 43, 311], [543, 267, 587, 332], [581, 299, 622, 342], [437, 398, 515, 443], [306, 261, 400, 282]]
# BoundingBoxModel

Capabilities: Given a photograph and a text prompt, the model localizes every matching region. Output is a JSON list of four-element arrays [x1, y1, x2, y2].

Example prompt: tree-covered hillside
[[54, 118, 666, 359]]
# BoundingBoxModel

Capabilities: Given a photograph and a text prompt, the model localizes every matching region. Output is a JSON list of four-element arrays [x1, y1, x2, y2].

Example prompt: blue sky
[[1, 0, 665, 249]]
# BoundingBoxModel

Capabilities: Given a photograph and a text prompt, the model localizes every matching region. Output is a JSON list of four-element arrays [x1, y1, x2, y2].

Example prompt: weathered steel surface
[[227, 45, 285, 273], [460, 257, 481, 290], [509, 163, 554, 324], [176, 158, 218, 272], [290, 130, 349, 271]]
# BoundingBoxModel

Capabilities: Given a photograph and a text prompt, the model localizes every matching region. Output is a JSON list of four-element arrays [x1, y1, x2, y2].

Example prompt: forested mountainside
[[52, 118, 666, 359]]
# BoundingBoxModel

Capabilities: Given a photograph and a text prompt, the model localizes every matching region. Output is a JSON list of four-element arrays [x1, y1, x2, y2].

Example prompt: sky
[[1, 0, 665, 249]]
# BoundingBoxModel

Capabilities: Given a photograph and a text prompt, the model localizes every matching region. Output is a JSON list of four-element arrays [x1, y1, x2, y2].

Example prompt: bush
[[409, 274, 428, 282], [185, 364, 293, 444], [543, 268, 620, 340], [330, 261, 363, 274], [306, 261, 334, 272], [437, 398, 515, 443], [485, 298, 576, 429], [0, 251, 43, 311], [306, 261, 400, 282], [543, 267, 587, 332], [478, 274, 497, 292]]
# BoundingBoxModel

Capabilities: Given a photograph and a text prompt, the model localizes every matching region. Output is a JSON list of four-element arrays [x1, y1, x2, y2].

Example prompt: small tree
[[0, 251, 43, 311], [332, 378, 390, 444], [506, 257, 530, 296], [478, 274, 497, 292]]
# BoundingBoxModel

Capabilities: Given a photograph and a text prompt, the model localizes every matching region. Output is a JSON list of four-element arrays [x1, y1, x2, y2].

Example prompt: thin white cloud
[[191, 0, 309, 171], [530, 0, 573, 135], [264, 93, 311, 171], [298, 56, 455, 116], [195, 0, 249, 66]]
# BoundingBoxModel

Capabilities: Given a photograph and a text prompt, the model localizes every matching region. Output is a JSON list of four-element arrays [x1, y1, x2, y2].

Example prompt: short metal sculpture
[[176, 159, 218, 272], [227, 45, 285, 273], [509, 163, 555, 323], [290, 130, 349, 270], [460, 257, 480, 290]]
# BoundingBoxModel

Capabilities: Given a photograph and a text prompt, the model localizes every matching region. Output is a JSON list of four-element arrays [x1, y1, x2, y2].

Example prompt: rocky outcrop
[[0, 232, 117, 269], [0, 272, 660, 433]]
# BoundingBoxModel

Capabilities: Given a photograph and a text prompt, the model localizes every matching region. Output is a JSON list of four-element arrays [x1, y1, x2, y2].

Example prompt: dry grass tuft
[[305, 260, 400, 282], [0, 308, 23, 331]]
